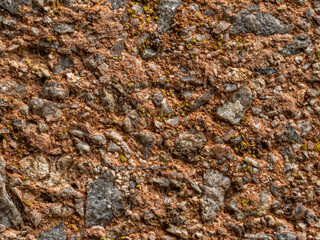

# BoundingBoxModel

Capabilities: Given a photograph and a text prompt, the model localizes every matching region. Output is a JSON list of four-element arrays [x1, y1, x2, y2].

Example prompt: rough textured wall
[[0, 0, 319, 239]]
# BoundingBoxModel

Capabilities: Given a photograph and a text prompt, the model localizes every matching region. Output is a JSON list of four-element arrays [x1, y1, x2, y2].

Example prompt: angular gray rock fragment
[[0, 0, 43, 15], [108, 0, 128, 10], [274, 232, 297, 240], [53, 56, 74, 75], [173, 130, 206, 160], [166, 225, 188, 239], [158, 0, 182, 33], [19, 155, 49, 180], [121, 141, 132, 159], [54, 23, 74, 34], [134, 132, 155, 159], [201, 170, 231, 223], [0, 0, 20, 14], [86, 171, 124, 228], [244, 233, 272, 240], [61, 0, 75, 8], [152, 91, 164, 106], [111, 39, 125, 58], [140, 48, 158, 60], [160, 99, 174, 115], [280, 125, 302, 143], [230, 5, 293, 36], [74, 138, 90, 154], [255, 67, 276, 76], [165, 116, 180, 126], [107, 141, 121, 152], [41, 81, 68, 101], [282, 34, 311, 57], [29, 97, 62, 122], [37, 222, 66, 240], [0, 157, 22, 229], [189, 89, 214, 110], [90, 134, 107, 146], [217, 86, 253, 125], [29, 209, 41, 228], [105, 129, 123, 142], [213, 21, 230, 34]]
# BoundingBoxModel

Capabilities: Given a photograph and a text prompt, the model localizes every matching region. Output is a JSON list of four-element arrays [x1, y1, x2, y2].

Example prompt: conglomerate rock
[[0, 0, 320, 239]]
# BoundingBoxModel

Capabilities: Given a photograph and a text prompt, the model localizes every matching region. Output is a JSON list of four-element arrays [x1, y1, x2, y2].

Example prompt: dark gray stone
[[41, 81, 68, 100], [0, 0, 36, 15], [189, 89, 214, 110], [230, 5, 293, 36], [158, 0, 182, 33], [53, 56, 74, 74], [37, 222, 66, 240], [255, 67, 277, 76], [280, 125, 302, 143], [108, 0, 128, 9], [86, 171, 124, 228], [282, 34, 311, 57], [0, 157, 22, 229], [134, 132, 155, 159]]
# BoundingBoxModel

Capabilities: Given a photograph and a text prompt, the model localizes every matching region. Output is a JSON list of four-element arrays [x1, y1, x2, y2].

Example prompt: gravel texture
[[0, 0, 320, 239]]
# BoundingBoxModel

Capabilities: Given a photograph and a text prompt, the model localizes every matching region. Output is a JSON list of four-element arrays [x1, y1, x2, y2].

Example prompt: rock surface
[[231, 5, 293, 36], [0, 0, 319, 239], [217, 86, 253, 124], [85, 171, 124, 228]]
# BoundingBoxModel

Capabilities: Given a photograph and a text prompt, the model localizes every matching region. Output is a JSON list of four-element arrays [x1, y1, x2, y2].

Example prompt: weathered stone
[[90, 134, 107, 145], [140, 48, 158, 60], [74, 138, 91, 154], [280, 125, 302, 143], [134, 132, 155, 159], [274, 232, 297, 240], [158, 0, 182, 33], [213, 21, 230, 34], [54, 24, 74, 34], [189, 89, 214, 110], [282, 34, 311, 57], [0, 157, 22, 229], [166, 225, 188, 239], [217, 86, 253, 125], [37, 222, 66, 240], [53, 56, 74, 74], [19, 155, 49, 180], [173, 130, 206, 160], [108, 0, 128, 9], [201, 170, 231, 223], [30, 98, 62, 122], [231, 5, 293, 36], [0, 0, 43, 15], [41, 81, 68, 100], [86, 171, 124, 228], [255, 67, 277, 76], [105, 129, 123, 142]]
